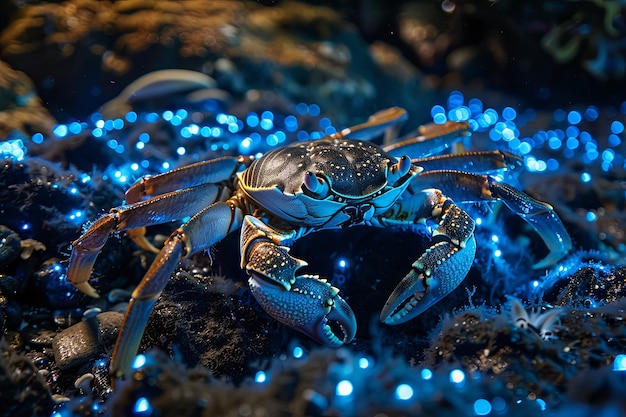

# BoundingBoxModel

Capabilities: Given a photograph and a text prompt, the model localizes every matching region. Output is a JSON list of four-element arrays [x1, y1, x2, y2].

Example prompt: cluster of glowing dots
[[431, 91, 626, 173]]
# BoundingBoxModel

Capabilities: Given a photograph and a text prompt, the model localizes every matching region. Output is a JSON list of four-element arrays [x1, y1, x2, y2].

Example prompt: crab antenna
[[303, 171, 329, 196]]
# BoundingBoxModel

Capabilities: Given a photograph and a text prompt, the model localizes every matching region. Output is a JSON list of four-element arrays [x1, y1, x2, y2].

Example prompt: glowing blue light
[[547, 158, 559, 171], [162, 162, 170, 170], [69, 122, 82, 134], [608, 134, 621, 147], [450, 369, 465, 384], [296, 103, 308, 115], [613, 354, 626, 371], [176, 146, 186, 156], [473, 399, 492, 415], [31, 132, 44, 144], [255, 371, 267, 383], [421, 368, 433, 380], [69, 187, 78, 194], [338, 258, 347, 269], [266, 134, 279, 146], [581, 172, 592, 183], [285, 115, 298, 131], [494, 249, 502, 258], [553, 109, 566, 122], [240, 137, 252, 149], [491, 235, 499, 243], [586, 211, 597, 222], [548, 137, 561, 150], [133, 397, 152, 415], [468, 98, 483, 114], [336, 380, 353, 396], [125, 111, 137, 123], [567, 110, 582, 124], [502, 107, 517, 121], [136, 142, 145, 150], [566, 137, 579, 150], [602, 149, 615, 162], [449, 106, 470, 121], [176, 109, 188, 120], [132, 354, 146, 370], [107, 139, 118, 149], [146, 112, 159, 123], [536, 398, 546, 411], [395, 384, 414, 400], [584, 106, 599, 121], [447, 90, 464, 108], [433, 113, 447, 124], [502, 128, 515, 141], [308, 104, 321, 117], [532, 280, 540, 288], [260, 119, 274, 130], [611, 120, 624, 134], [130, 163, 139, 171], [430, 105, 445, 118], [358, 357, 370, 369], [292, 346, 304, 359], [565, 126, 579, 137], [53, 124, 68, 138], [112, 118, 124, 130], [246, 113, 259, 127], [297, 130, 310, 141], [170, 115, 182, 126], [162, 110, 174, 121]]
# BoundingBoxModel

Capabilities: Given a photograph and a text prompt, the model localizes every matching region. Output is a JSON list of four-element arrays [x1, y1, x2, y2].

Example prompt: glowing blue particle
[[532, 280, 540, 288], [548, 137, 561, 150], [285, 115, 298, 131], [162, 162, 170, 170], [266, 134, 279, 146], [22, 223, 29, 230], [608, 134, 621, 147], [565, 126, 579, 137], [430, 105, 445, 118], [491, 235, 499, 243], [115, 144, 125, 154], [255, 371, 267, 383], [611, 120, 624, 134], [336, 380, 353, 396], [132, 354, 146, 370], [358, 357, 370, 369], [131, 163, 139, 171], [53, 124, 69, 138], [69, 187, 78, 194], [141, 160, 149, 168], [475, 218, 482, 226], [112, 118, 124, 130], [133, 397, 152, 415], [480, 109, 499, 127], [546, 158, 559, 171], [581, 172, 592, 183], [146, 112, 159, 123], [447, 90, 464, 108], [246, 112, 259, 127], [450, 369, 465, 384], [240, 137, 252, 149], [319, 117, 332, 129], [586, 211, 597, 222], [468, 98, 483, 114], [292, 346, 304, 359], [136, 141, 145, 150], [567, 110, 582, 124], [449, 106, 470, 121], [518, 141, 532, 155], [536, 398, 546, 411], [261, 110, 274, 121], [296, 103, 309, 115], [175, 109, 188, 120], [421, 368, 433, 380], [501, 128, 515, 141], [69, 122, 82, 134], [107, 139, 118, 149], [602, 149, 615, 162], [125, 111, 137, 123], [338, 258, 347, 269], [566, 137, 579, 150], [170, 115, 182, 126], [494, 249, 502, 258], [176, 147, 186, 156], [180, 127, 192, 138], [613, 354, 626, 371], [31, 132, 44, 144], [584, 106, 599, 121], [162, 110, 173, 121], [433, 113, 447, 124], [308, 104, 321, 117], [473, 399, 492, 415], [260, 118, 274, 130], [275, 131, 286, 143], [502, 107, 517, 121], [395, 384, 414, 400], [553, 109, 566, 122]]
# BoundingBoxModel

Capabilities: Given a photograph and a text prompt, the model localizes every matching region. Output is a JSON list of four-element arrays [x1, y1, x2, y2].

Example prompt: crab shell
[[237, 138, 419, 227]]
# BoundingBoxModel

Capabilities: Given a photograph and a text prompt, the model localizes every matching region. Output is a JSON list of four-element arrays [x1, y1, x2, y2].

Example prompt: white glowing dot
[[450, 369, 465, 384], [491, 235, 499, 243], [255, 371, 267, 383], [131, 163, 139, 171], [421, 368, 433, 380], [494, 249, 502, 258], [133, 397, 151, 414], [532, 280, 540, 288], [358, 357, 370, 369], [395, 384, 414, 400], [132, 354, 146, 369], [336, 380, 353, 396], [176, 146, 186, 156], [475, 218, 482, 225], [338, 258, 347, 268]]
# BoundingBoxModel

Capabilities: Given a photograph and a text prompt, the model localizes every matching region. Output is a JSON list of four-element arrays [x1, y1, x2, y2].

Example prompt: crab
[[67, 107, 572, 379]]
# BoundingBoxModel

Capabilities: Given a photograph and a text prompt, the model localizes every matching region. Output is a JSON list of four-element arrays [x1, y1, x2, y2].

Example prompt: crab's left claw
[[249, 274, 357, 346], [381, 236, 477, 325]]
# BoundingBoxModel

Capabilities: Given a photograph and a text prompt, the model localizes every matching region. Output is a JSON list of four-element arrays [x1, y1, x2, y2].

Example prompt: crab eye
[[303, 171, 330, 197], [388, 155, 412, 185]]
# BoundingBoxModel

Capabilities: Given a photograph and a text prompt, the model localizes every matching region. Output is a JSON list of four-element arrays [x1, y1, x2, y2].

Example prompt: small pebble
[[52, 311, 123, 369]]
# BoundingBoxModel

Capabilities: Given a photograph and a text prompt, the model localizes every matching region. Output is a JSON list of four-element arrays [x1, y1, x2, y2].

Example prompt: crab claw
[[248, 274, 356, 346], [380, 236, 477, 325]]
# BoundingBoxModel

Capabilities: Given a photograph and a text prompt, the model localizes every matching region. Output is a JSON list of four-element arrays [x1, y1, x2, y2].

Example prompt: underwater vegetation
[[0, 1, 626, 417]]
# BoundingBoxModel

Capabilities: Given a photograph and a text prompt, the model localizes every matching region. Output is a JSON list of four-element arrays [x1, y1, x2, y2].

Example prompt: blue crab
[[67, 107, 571, 379]]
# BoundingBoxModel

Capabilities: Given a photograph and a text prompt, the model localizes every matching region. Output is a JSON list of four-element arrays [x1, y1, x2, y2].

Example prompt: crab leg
[[240, 216, 357, 347], [124, 156, 251, 250], [377, 189, 477, 324], [414, 150, 524, 177], [111, 200, 243, 379], [410, 170, 572, 268], [67, 183, 229, 298], [384, 121, 470, 157]]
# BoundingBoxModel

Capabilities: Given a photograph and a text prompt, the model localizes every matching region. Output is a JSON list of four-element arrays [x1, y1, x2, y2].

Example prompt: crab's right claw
[[249, 274, 357, 346]]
